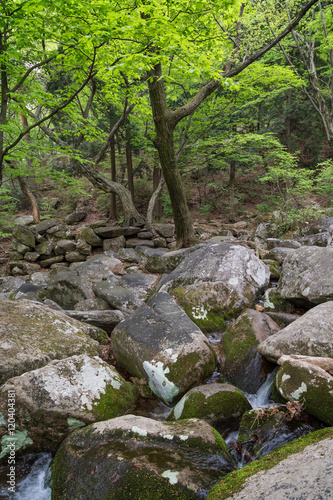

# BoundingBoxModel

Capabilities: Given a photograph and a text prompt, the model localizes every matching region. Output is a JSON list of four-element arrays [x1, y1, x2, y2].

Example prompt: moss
[[207, 427, 333, 500], [90, 382, 137, 420], [167, 352, 200, 385], [222, 317, 258, 370], [173, 287, 227, 333]]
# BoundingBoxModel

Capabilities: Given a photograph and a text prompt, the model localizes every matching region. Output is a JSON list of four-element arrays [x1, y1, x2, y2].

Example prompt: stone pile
[[6, 217, 176, 276]]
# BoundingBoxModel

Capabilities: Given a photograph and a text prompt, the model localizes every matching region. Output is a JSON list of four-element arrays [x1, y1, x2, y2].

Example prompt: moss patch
[[90, 382, 137, 420], [207, 427, 333, 500]]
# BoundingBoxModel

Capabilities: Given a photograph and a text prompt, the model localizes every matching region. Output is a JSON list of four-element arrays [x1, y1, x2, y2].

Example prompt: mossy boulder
[[12, 225, 35, 249], [258, 302, 333, 363], [275, 358, 333, 425], [0, 299, 101, 385], [207, 428, 333, 500], [166, 383, 251, 436], [51, 415, 234, 500], [157, 242, 270, 332], [0, 355, 137, 459], [220, 309, 279, 393], [110, 292, 216, 404]]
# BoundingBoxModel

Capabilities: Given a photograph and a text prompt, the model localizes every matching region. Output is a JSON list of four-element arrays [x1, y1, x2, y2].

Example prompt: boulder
[[0, 355, 137, 458], [31, 219, 57, 235], [94, 226, 140, 238], [157, 242, 270, 332], [54, 239, 76, 255], [117, 248, 140, 263], [65, 210, 87, 225], [117, 272, 158, 300], [155, 223, 175, 238], [93, 282, 142, 313], [75, 238, 92, 256], [110, 292, 216, 404], [0, 300, 101, 385], [46, 270, 92, 309], [51, 415, 233, 500], [275, 357, 333, 425], [166, 383, 251, 436], [302, 217, 333, 235], [277, 246, 333, 306], [266, 238, 302, 250], [74, 259, 115, 283], [207, 428, 333, 500], [126, 238, 154, 248], [220, 309, 279, 393], [103, 235, 126, 252], [144, 246, 203, 274], [257, 302, 333, 363], [267, 247, 297, 264]]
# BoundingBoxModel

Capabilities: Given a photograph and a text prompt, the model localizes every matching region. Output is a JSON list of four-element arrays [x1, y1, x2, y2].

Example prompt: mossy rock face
[[157, 243, 270, 328], [0, 355, 137, 459], [111, 292, 216, 405], [0, 300, 101, 386], [51, 415, 234, 500], [166, 383, 251, 436], [220, 309, 279, 393], [207, 427, 333, 500], [275, 358, 333, 426], [237, 405, 323, 460]]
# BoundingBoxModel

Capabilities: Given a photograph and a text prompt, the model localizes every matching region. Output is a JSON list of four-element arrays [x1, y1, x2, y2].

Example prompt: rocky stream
[[0, 216, 332, 499]]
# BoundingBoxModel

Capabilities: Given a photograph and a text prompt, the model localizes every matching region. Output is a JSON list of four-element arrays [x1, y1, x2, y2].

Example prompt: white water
[[244, 368, 278, 409], [0, 453, 52, 500]]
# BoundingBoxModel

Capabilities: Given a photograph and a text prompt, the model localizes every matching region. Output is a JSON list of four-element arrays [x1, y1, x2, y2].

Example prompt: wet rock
[[258, 302, 333, 362], [0, 300, 100, 385], [51, 415, 233, 500], [220, 309, 279, 393], [110, 292, 216, 404], [166, 383, 251, 436], [0, 355, 137, 459]]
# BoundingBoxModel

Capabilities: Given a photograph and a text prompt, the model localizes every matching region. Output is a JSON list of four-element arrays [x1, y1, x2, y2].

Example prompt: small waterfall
[[244, 367, 278, 409], [0, 453, 52, 500]]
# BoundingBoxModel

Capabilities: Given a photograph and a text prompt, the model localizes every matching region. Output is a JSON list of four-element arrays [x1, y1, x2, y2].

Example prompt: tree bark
[[152, 162, 162, 219], [126, 125, 134, 201], [147, 63, 195, 248], [18, 177, 40, 223], [110, 135, 117, 220]]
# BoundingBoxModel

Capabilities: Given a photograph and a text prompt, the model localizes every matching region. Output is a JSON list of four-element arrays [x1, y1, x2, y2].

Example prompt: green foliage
[[315, 160, 333, 203], [0, 187, 19, 237]]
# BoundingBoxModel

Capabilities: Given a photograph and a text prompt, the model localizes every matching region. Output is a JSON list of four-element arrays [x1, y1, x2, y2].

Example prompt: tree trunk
[[126, 125, 134, 201], [147, 63, 195, 247], [110, 135, 117, 220], [18, 177, 40, 223], [146, 173, 164, 233], [152, 162, 162, 219], [78, 162, 144, 226]]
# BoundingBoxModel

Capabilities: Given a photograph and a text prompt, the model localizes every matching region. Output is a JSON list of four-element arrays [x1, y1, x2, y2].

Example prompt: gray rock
[[23, 251, 40, 262], [302, 217, 333, 235], [12, 225, 36, 248], [30, 272, 51, 286], [65, 210, 87, 225], [0, 355, 137, 457], [266, 238, 302, 250], [258, 301, 333, 363], [11, 240, 32, 255], [65, 251, 87, 263], [93, 281, 142, 312], [144, 246, 202, 274], [111, 292, 216, 404], [84, 253, 121, 268], [66, 310, 124, 334], [157, 242, 270, 332], [117, 248, 140, 263], [0, 300, 100, 385], [75, 238, 92, 256], [40, 256, 64, 267], [36, 241, 54, 256], [118, 272, 158, 300], [277, 246, 333, 306], [14, 215, 34, 226], [54, 239, 76, 255], [51, 415, 233, 499], [155, 223, 175, 238], [46, 271, 92, 309], [74, 298, 110, 311], [267, 247, 297, 264], [137, 231, 153, 239], [94, 226, 140, 238], [75, 260, 115, 283], [79, 227, 102, 247], [297, 232, 329, 247], [0, 278, 27, 298], [126, 238, 155, 248], [103, 235, 126, 252], [31, 220, 57, 235]]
